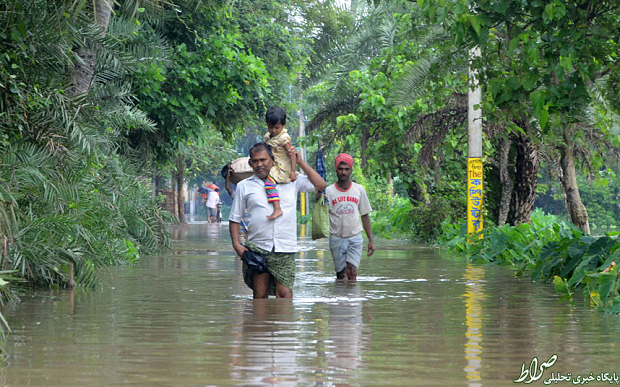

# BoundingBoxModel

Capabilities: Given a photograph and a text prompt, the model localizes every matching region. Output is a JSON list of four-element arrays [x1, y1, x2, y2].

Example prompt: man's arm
[[225, 164, 233, 196], [230, 221, 248, 258], [229, 182, 248, 258], [294, 151, 327, 191], [361, 214, 375, 257], [283, 142, 297, 181]]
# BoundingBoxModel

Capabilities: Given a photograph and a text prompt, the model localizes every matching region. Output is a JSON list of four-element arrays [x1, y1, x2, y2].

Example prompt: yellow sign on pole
[[300, 192, 306, 216], [467, 158, 483, 235]]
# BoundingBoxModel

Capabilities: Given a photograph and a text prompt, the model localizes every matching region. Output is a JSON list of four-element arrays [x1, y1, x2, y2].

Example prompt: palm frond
[[105, 105, 158, 134], [389, 58, 434, 108], [94, 16, 171, 81], [89, 80, 135, 105]]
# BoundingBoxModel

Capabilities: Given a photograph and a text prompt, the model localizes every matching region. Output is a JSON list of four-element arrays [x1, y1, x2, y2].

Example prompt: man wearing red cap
[[324, 153, 375, 281]]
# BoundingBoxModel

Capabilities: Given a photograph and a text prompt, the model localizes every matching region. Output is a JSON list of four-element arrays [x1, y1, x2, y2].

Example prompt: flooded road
[[2, 221, 620, 386]]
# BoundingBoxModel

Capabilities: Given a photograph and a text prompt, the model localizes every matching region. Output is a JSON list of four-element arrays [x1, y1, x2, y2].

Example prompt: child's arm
[[283, 142, 297, 181]]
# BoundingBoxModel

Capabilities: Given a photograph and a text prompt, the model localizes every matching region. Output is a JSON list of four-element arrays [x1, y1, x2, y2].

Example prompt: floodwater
[[1, 221, 620, 387]]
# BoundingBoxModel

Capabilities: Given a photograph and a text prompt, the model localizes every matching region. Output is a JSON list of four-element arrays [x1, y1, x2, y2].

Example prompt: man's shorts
[[329, 233, 363, 273], [207, 206, 217, 217]]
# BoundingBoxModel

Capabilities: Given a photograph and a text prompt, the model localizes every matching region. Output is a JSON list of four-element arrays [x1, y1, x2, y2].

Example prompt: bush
[[371, 196, 414, 238], [438, 209, 620, 313], [579, 175, 620, 233]]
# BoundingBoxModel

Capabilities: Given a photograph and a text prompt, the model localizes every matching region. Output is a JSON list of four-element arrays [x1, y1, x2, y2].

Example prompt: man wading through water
[[322, 153, 375, 281], [229, 142, 326, 299]]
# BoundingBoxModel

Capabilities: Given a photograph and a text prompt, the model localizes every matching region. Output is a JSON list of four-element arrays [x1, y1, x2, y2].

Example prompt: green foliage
[[415, 187, 467, 241], [0, 146, 170, 288], [305, 0, 619, 241], [303, 1, 474, 227], [578, 175, 620, 233], [131, 0, 307, 198], [297, 211, 312, 225], [373, 187, 466, 241], [421, 0, 620, 128], [0, 0, 174, 353], [134, 34, 270, 153], [439, 209, 620, 313], [539, 234, 620, 313], [371, 195, 414, 238], [439, 209, 575, 264]]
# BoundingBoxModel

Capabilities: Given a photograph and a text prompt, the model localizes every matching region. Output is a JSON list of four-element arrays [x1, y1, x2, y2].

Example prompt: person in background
[[229, 142, 326, 299], [206, 188, 220, 223], [323, 153, 375, 281]]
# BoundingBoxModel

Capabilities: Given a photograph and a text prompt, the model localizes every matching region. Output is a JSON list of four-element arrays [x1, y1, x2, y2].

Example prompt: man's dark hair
[[266, 107, 286, 127], [249, 142, 275, 161], [214, 188, 219, 192]]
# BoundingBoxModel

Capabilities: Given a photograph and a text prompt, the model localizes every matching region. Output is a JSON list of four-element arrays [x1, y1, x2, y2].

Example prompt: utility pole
[[467, 46, 483, 236], [298, 80, 308, 216]]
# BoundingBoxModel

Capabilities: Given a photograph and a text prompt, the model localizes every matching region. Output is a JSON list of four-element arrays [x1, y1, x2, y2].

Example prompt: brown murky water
[[1, 221, 620, 386]]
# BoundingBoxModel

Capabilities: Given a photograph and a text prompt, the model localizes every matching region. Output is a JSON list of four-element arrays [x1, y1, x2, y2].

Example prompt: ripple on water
[[3, 224, 620, 387]]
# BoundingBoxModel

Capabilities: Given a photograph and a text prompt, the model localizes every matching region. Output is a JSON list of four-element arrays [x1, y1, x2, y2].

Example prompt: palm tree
[[0, 0, 171, 290], [306, 1, 467, 203], [306, 0, 556, 228]]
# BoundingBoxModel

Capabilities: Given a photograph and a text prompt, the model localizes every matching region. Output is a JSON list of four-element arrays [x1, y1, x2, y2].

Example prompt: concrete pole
[[467, 46, 483, 235], [299, 108, 305, 159], [299, 104, 308, 215], [467, 47, 483, 159]]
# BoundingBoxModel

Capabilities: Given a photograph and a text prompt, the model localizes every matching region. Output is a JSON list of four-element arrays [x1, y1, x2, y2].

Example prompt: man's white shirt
[[206, 191, 219, 208], [229, 174, 316, 253]]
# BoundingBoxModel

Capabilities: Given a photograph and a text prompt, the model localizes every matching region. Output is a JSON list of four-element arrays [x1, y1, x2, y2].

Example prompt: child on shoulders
[[263, 107, 298, 220]]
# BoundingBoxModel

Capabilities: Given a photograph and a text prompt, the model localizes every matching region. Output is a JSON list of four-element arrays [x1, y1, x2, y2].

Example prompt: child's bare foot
[[267, 208, 283, 220], [290, 172, 297, 182]]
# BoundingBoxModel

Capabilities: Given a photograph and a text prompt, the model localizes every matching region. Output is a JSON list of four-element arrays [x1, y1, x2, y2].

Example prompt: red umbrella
[[207, 183, 218, 191]]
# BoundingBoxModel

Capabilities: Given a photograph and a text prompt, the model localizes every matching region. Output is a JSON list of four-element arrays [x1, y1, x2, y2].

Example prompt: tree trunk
[[176, 157, 185, 224], [387, 172, 394, 198], [173, 180, 179, 219], [406, 178, 429, 204], [497, 137, 513, 226], [559, 126, 590, 233], [68, 264, 75, 289], [68, 0, 114, 96], [154, 173, 163, 198], [361, 126, 369, 168], [554, 162, 572, 223], [507, 132, 539, 226]]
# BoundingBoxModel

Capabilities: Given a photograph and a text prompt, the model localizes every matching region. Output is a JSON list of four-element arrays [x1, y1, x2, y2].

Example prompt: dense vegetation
[[0, 0, 343, 285], [297, 0, 620, 311], [0, 0, 341, 356], [440, 211, 620, 312]]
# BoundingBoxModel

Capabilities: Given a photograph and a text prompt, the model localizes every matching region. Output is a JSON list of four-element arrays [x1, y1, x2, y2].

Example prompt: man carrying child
[[229, 142, 326, 299]]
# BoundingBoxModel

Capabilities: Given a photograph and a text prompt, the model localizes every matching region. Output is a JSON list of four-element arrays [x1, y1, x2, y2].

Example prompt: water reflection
[[463, 264, 486, 387], [2, 224, 620, 387], [325, 282, 365, 386], [228, 282, 368, 387], [231, 300, 298, 386]]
